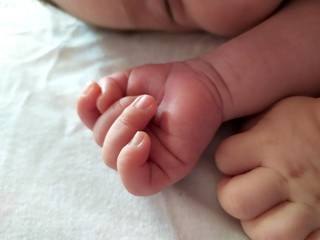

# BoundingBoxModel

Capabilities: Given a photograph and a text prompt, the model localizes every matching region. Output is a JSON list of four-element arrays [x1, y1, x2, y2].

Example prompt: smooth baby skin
[[78, 62, 224, 195], [215, 96, 320, 240], [50, 0, 283, 36], [77, 0, 320, 197]]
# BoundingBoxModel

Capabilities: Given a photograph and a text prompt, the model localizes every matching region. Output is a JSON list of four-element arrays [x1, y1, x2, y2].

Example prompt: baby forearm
[[202, 0, 320, 120]]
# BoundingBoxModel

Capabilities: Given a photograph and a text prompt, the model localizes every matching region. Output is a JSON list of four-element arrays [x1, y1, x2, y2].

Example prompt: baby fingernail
[[129, 131, 144, 146], [134, 95, 152, 110], [82, 81, 95, 96]]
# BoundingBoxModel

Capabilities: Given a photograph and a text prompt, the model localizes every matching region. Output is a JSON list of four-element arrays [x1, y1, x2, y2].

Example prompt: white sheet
[[0, 0, 249, 239]]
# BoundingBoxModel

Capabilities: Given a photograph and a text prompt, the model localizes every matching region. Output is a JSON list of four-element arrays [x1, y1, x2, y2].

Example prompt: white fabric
[[0, 0, 248, 239]]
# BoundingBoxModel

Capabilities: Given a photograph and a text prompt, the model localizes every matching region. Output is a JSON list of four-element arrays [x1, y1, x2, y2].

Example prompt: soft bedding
[[0, 0, 248, 239]]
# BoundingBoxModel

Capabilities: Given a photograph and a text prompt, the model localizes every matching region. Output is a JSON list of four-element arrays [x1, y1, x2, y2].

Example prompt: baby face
[[53, 0, 281, 35]]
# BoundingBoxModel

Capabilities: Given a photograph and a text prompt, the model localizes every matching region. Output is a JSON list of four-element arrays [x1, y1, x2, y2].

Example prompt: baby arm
[[77, 0, 320, 196], [203, 0, 320, 120]]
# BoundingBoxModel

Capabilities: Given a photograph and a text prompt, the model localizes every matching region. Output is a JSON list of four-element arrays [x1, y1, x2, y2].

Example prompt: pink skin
[[78, 62, 223, 195], [76, 0, 320, 195], [215, 96, 320, 239], [74, 0, 320, 238], [51, 0, 282, 36]]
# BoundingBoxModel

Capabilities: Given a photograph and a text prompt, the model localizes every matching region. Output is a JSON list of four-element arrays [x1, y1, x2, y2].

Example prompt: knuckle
[[118, 112, 134, 129], [229, 196, 251, 219], [219, 185, 248, 219]]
